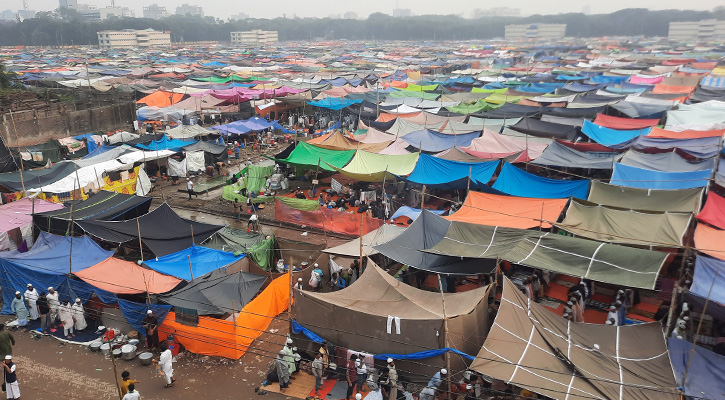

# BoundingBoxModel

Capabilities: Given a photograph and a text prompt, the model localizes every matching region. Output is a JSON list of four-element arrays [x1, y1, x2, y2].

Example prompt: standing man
[[120, 370, 140, 396], [36, 293, 50, 334], [46, 287, 59, 327], [3, 355, 20, 399], [233, 199, 242, 221], [187, 178, 194, 200], [142, 310, 160, 352], [72, 298, 87, 331], [387, 358, 398, 400], [275, 350, 290, 393], [311, 352, 324, 396], [0, 325, 14, 359], [152, 342, 175, 388], [282, 339, 296, 375], [24, 284, 39, 321], [345, 354, 358, 400], [10, 292, 29, 332]]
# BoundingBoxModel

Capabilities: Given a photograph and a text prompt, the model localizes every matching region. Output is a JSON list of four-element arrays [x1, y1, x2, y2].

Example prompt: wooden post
[[436, 274, 452, 400], [288, 257, 294, 321], [359, 211, 364, 269], [539, 202, 545, 231], [466, 166, 472, 193], [190, 224, 195, 245], [187, 255, 194, 280], [8, 111, 26, 193], [421, 185, 427, 211]]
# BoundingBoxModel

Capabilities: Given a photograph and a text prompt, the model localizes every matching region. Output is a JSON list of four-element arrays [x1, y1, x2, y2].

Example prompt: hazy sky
[[10, 0, 723, 19]]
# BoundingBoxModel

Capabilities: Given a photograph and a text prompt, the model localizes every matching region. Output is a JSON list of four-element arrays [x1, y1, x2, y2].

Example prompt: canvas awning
[[532, 141, 619, 169], [323, 224, 406, 257], [610, 163, 712, 190], [405, 154, 499, 190], [492, 162, 590, 199], [587, 181, 703, 213], [669, 337, 725, 400], [690, 255, 725, 305], [75, 257, 181, 294], [470, 277, 677, 400], [558, 198, 692, 247], [401, 129, 480, 152], [274, 141, 355, 172], [143, 245, 245, 281], [697, 191, 725, 230], [619, 150, 716, 172], [329, 151, 419, 182], [509, 117, 579, 141], [446, 191, 567, 229], [593, 113, 660, 130], [695, 224, 725, 260]]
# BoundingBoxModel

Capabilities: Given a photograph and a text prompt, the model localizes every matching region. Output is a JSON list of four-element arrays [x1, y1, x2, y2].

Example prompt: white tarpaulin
[[185, 150, 206, 173], [167, 157, 187, 177], [136, 167, 152, 196]]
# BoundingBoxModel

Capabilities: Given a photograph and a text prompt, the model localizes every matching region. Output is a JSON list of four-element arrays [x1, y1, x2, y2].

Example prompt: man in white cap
[[607, 304, 619, 326], [293, 278, 303, 290], [3, 355, 20, 399], [464, 383, 476, 400], [10, 292, 29, 332], [275, 349, 290, 392], [187, 178, 196, 200], [282, 338, 296, 375], [46, 287, 59, 327], [24, 284, 39, 321], [142, 310, 160, 352], [428, 368, 446, 389], [387, 358, 398, 400], [72, 298, 87, 331]]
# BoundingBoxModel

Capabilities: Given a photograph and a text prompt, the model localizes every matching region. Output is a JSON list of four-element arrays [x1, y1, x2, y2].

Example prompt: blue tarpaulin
[[73, 133, 100, 153], [144, 245, 244, 281], [307, 98, 362, 110], [118, 299, 172, 336], [581, 120, 650, 146], [134, 135, 195, 152], [492, 162, 590, 198], [291, 319, 324, 343], [405, 154, 499, 189], [610, 163, 712, 190], [401, 130, 480, 152], [669, 337, 725, 400], [0, 232, 114, 274], [691, 255, 725, 305], [389, 206, 446, 222]]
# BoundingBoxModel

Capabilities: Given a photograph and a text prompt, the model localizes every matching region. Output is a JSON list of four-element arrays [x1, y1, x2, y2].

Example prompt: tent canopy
[[275, 141, 355, 172], [471, 277, 677, 400], [669, 337, 725, 400], [74, 257, 181, 294], [492, 162, 590, 199], [509, 117, 579, 141], [619, 150, 716, 173], [532, 141, 618, 169], [581, 120, 650, 146], [144, 245, 244, 281], [587, 181, 703, 213], [330, 151, 419, 182], [697, 191, 725, 230], [446, 191, 567, 229], [158, 268, 266, 315], [77, 203, 223, 257], [691, 255, 725, 305], [323, 224, 406, 257], [401, 129, 480, 152], [405, 154, 499, 190], [611, 163, 712, 190]]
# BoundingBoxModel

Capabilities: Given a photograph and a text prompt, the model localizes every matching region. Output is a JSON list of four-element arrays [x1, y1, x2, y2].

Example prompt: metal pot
[[100, 343, 111, 354], [138, 352, 153, 366], [121, 345, 137, 361], [89, 342, 102, 352], [112, 348, 122, 358]]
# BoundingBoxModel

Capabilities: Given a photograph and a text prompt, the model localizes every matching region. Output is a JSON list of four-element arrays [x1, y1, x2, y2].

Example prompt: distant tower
[[111, 0, 115, 6], [22, 0, 29, 11]]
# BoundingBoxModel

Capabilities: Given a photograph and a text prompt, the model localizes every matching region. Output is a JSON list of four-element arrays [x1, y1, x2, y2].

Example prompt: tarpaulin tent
[[275, 197, 384, 236], [461, 129, 549, 160], [422, 217, 668, 288], [581, 120, 650, 146], [446, 191, 567, 229], [695, 224, 725, 261], [389, 206, 446, 222], [401, 129, 480, 152], [0, 136, 18, 173], [74, 257, 181, 294], [165, 124, 214, 139], [273, 141, 355, 172], [0, 232, 113, 274], [0, 198, 63, 251], [619, 150, 716, 172], [435, 147, 497, 163], [323, 224, 405, 257], [137, 90, 185, 107], [492, 162, 590, 199], [312, 132, 391, 153], [665, 108, 725, 130], [691, 255, 725, 305], [329, 151, 419, 182], [509, 117, 579, 141], [470, 277, 677, 400], [202, 227, 274, 269], [593, 113, 660, 130], [158, 268, 267, 315], [610, 163, 712, 190], [293, 263, 489, 376], [158, 273, 290, 359], [532, 141, 619, 169], [587, 181, 703, 213], [558, 198, 692, 247], [628, 136, 721, 159], [77, 203, 223, 257], [0, 162, 77, 192], [608, 101, 672, 119], [385, 119, 446, 137], [33, 190, 152, 235], [668, 337, 725, 400], [405, 154, 499, 190], [134, 135, 196, 152], [647, 127, 724, 139], [144, 245, 244, 281], [698, 192, 725, 230], [374, 210, 495, 275]]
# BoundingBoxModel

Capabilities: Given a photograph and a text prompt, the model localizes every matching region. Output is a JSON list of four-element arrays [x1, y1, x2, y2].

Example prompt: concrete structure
[[59, 0, 78, 8], [175, 3, 204, 17], [668, 20, 725, 41], [230, 12, 249, 20], [59, 0, 133, 21], [230, 30, 278, 45], [505, 23, 566, 40], [142, 4, 169, 20], [97, 29, 171, 49], [392, 8, 412, 17], [472, 7, 521, 18]]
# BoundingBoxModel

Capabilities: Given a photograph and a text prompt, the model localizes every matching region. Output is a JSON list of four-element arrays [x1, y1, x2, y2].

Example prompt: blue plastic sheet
[[389, 206, 446, 222], [291, 319, 324, 343], [581, 120, 650, 146], [134, 135, 196, 152], [669, 338, 725, 400], [492, 162, 590, 199], [144, 245, 244, 281], [610, 163, 712, 190], [307, 98, 362, 110], [405, 154, 499, 189], [118, 299, 172, 336], [0, 232, 114, 274], [691, 255, 725, 305]]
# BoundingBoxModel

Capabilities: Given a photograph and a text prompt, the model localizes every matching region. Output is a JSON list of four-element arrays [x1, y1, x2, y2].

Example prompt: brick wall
[[1, 101, 136, 147]]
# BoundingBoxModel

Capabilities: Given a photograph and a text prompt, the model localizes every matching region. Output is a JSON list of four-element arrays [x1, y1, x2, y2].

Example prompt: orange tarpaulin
[[136, 90, 185, 107], [593, 114, 660, 130], [446, 191, 568, 229], [275, 199, 383, 236], [75, 257, 181, 294], [694, 224, 725, 261], [647, 127, 725, 139], [159, 273, 290, 359], [652, 84, 695, 95]]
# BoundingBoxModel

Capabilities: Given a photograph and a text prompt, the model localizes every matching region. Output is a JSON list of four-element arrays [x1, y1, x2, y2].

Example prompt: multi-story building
[[97, 29, 171, 49], [505, 23, 566, 40], [230, 30, 279, 46], [142, 4, 169, 20], [668, 20, 725, 41], [175, 4, 204, 17]]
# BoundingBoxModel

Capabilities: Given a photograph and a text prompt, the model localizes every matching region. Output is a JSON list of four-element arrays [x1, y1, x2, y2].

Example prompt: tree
[[0, 63, 22, 91]]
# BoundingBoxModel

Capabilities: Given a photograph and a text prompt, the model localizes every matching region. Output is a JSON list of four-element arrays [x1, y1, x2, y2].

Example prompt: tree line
[[0, 7, 722, 47]]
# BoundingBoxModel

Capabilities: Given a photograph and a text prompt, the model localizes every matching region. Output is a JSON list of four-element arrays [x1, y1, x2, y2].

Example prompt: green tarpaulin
[[329, 151, 419, 182], [446, 100, 499, 115], [425, 220, 668, 289], [221, 183, 274, 204], [387, 90, 439, 101], [275, 196, 320, 211], [274, 141, 355, 172], [246, 163, 275, 194], [587, 181, 703, 213], [558, 198, 692, 247], [203, 227, 274, 269]]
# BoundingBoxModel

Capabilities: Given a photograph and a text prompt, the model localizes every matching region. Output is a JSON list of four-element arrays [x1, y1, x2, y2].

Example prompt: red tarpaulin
[[593, 114, 660, 130], [647, 127, 725, 139], [275, 199, 384, 236], [697, 192, 725, 230]]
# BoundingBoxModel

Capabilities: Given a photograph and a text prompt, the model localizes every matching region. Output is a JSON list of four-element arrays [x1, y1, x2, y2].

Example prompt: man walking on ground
[[312, 352, 324, 396], [187, 178, 195, 200], [120, 370, 140, 396], [152, 342, 175, 388], [0, 325, 14, 359], [3, 355, 20, 399]]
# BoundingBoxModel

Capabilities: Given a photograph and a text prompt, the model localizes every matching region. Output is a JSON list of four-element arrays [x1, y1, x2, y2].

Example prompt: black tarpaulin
[[0, 162, 77, 192], [471, 103, 542, 119], [544, 106, 605, 118], [76, 203, 223, 257], [33, 190, 153, 235], [509, 117, 579, 141], [608, 102, 672, 119], [533, 141, 618, 169], [0, 136, 18, 173]]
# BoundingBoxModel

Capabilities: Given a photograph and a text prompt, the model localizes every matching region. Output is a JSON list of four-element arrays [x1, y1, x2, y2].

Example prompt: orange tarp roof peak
[[74, 257, 182, 294], [137, 90, 185, 107], [445, 191, 568, 229]]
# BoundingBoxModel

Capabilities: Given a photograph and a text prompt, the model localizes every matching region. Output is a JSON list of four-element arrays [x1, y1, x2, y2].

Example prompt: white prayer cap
[[147, 310, 153, 314], [387, 358, 393, 364], [75, 298, 81, 303], [4, 355, 10, 360], [355, 394, 362, 400], [48, 286, 53, 290], [466, 384, 473, 390], [605, 320, 613, 325], [314, 263, 319, 267], [27, 283, 32, 287], [679, 322, 686, 329], [609, 306, 616, 311], [286, 338, 293, 344], [298, 278, 303, 282], [14, 291, 20, 295], [279, 349, 285, 355], [441, 368, 447, 375]]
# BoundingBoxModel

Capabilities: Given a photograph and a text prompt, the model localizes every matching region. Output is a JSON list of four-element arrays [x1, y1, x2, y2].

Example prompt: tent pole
[[680, 268, 718, 391], [232, 300, 236, 328], [8, 110, 26, 193], [466, 166, 472, 193], [539, 202, 544, 231], [288, 257, 294, 322], [190, 224, 195, 245], [187, 255, 194, 280], [69, 175, 78, 274], [136, 218, 144, 263], [436, 274, 451, 398], [421, 185, 426, 210], [359, 211, 364, 270]]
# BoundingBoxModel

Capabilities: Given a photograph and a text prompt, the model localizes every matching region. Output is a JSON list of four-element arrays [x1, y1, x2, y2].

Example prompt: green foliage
[[0, 63, 23, 91], [0, 8, 718, 46]]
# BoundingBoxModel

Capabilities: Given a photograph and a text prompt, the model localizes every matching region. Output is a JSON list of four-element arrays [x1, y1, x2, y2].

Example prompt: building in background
[[505, 23, 566, 39], [472, 7, 521, 18], [343, 11, 358, 20], [59, 0, 78, 8], [392, 8, 412, 17], [230, 30, 278, 46], [97, 29, 171, 49], [143, 4, 169, 20], [230, 12, 249, 20], [175, 4, 204, 17], [668, 20, 725, 41]]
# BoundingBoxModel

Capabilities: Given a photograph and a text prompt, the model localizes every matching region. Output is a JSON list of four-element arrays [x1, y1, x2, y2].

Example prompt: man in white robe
[[72, 298, 87, 331], [24, 284, 39, 320]]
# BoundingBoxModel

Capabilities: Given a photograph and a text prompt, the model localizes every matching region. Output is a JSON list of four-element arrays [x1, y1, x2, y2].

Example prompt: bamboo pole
[[287, 257, 294, 322], [466, 166, 472, 193], [8, 111, 26, 193], [187, 255, 194, 280], [190, 224, 195, 245], [359, 211, 364, 270], [436, 274, 452, 400]]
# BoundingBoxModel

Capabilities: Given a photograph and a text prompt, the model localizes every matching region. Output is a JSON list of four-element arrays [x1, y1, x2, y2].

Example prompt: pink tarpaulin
[[461, 129, 549, 160], [0, 198, 64, 251], [629, 75, 666, 85]]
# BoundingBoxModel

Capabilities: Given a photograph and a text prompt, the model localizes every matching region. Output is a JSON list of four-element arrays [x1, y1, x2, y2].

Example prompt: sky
[[9, 0, 723, 19]]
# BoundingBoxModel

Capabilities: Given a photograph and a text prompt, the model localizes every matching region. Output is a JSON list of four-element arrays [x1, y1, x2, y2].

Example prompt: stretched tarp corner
[[273, 141, 355, 172]]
